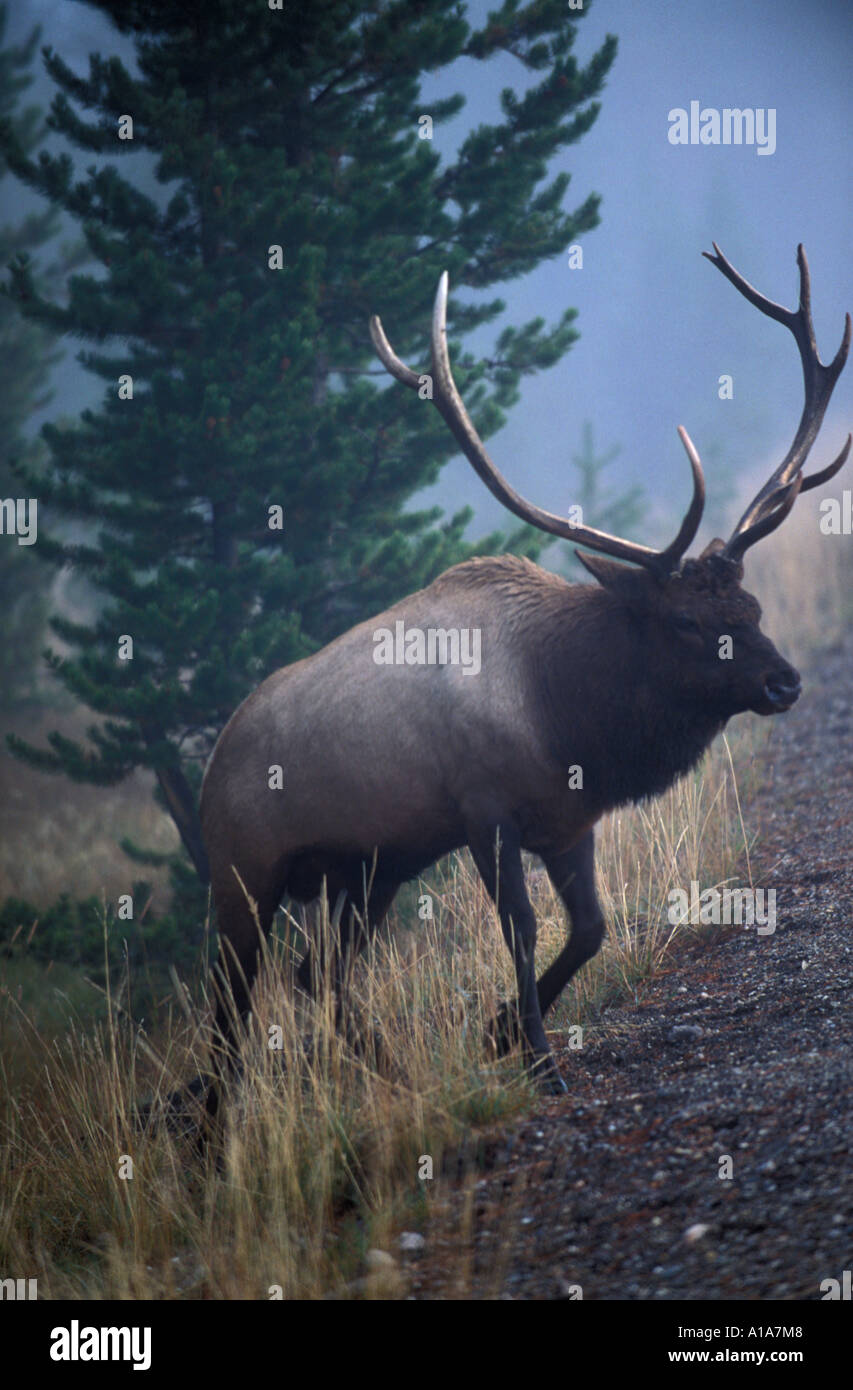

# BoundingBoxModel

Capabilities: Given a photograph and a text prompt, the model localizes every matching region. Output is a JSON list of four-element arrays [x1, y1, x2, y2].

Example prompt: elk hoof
[[531, 1056, 568, 1096], [542, 1070, 569, 1096]]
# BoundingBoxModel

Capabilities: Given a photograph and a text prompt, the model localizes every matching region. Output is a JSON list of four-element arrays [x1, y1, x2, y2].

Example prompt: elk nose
[[764, 671, 801, 708]]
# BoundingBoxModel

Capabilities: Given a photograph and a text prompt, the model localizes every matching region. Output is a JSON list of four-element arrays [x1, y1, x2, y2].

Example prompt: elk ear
[[575, 549, 657, 595]]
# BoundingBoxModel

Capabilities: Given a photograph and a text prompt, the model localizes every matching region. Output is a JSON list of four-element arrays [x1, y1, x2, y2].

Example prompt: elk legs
[[487, 832, 605, 1075], [537, 833, 606, 1012], [294, 876, 399, 1063], [469, 820, 568, 1094]]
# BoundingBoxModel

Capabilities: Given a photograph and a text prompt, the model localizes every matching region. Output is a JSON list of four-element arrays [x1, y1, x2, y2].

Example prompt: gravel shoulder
[[409, 636, 852, 1300]]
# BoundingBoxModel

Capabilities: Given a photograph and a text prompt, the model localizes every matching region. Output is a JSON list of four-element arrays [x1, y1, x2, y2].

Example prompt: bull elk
[[200, 245, 849, 1107]]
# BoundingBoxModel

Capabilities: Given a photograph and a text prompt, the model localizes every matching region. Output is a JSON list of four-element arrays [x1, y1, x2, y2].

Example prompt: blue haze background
[[5, 0, 853, 553]]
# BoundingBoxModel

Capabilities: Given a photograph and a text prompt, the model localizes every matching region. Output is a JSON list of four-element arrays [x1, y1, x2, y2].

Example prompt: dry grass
[[0, 712, 790, 1300], [0, 475, 849, 1299], [0, 898, 533, 1300]]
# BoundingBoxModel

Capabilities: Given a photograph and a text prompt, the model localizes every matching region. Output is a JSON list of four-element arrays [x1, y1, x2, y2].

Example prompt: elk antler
[[703, 243, 852, 563], [370, 273, 705, 576]]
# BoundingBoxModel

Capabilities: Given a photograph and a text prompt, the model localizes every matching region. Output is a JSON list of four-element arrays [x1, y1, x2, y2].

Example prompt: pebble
[[667, 1025, 703, 1042], [399, 1232, 425, 1253], [366, 1249, 395, 1270]]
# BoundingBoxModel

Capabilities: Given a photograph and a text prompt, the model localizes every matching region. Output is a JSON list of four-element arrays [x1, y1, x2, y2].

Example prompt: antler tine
[[368, 312, 422, 389], [656, 426, 706, 569], [724, 433, 850, 561], [725, 473, 804, 563], [703, 244, 851, 556], [798, 433, 852, 493], [371, 274, 705, 575]]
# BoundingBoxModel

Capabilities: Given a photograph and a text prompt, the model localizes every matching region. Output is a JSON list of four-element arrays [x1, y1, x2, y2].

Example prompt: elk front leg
[[469, 820, 567, 1095], [537, 832, 606, 1012], [489, 832, 605, 1059]]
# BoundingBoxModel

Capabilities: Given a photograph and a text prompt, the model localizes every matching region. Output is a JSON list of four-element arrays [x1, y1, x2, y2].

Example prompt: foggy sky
[[6, 0, 852, 552]]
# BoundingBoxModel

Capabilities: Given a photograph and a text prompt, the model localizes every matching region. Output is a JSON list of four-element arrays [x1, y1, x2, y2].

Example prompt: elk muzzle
[[758, 665, 801, 714]]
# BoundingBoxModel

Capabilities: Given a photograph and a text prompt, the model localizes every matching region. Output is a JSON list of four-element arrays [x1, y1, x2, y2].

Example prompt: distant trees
[[0, 5, 87, 704], [562, 421, 644, 577]]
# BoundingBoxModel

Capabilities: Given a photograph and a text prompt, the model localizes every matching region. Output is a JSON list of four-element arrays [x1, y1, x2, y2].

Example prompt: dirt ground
[[408, 634, 852, 1300]]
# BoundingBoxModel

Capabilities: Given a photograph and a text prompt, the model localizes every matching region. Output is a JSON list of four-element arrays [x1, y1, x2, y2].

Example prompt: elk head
[[370, 246, 850, 724]]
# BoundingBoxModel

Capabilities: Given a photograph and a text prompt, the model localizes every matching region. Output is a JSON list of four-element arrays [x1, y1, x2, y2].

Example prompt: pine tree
[[0, 4, 87, 705], [0, 0, 617, 890]]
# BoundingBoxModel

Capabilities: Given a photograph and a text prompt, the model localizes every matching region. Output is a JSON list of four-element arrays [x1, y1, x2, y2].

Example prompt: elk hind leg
[[204, 864, 286, 1131], [294, 871, 398, 1063]]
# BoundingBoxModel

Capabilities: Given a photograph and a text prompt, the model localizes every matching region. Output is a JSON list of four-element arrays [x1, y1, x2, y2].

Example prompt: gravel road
[[409, 635, 852, 1300]]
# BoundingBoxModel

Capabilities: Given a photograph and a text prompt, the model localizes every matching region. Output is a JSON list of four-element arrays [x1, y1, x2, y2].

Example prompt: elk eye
[[674, 613, 702, 637]]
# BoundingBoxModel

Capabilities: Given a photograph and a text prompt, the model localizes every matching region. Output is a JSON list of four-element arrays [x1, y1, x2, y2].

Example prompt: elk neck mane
[[433, 553, 727, 812], [541, 565, 727, 810]]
